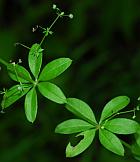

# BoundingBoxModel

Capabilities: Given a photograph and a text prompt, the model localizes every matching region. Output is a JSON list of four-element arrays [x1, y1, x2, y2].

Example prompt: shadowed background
[[0, 0, 140, 161]]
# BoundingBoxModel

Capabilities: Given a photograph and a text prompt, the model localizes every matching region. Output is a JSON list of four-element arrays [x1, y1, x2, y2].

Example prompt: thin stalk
[[15, 43, 30, 50], [103, 109, 137, 123], [12, 64, 23, 87], [0, 58, 8, 66], [48, 14, 60, 31], [121, 140, 131, 150], [39, 14, 60, 46]]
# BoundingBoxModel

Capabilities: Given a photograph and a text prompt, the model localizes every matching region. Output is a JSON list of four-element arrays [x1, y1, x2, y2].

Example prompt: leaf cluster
[[1, 43, 72, 123], [0, 4, 140, 159]]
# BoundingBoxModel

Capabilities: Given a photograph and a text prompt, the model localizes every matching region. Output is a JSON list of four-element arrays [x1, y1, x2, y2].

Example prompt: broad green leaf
[[100, 96, 130, 122], [25, 88, 38, 123], [99, 129, 124, 156], [39, 58, 72, 81], [55, 119, 95, 134], [1, 84, 31, 109], [7, 63, 33, 83], [28, 43, 43, 78], [66, 129, 96, 157], [66, 98, 97, 125], [104, 118, 139, 134], [38, 82, 66, 104]]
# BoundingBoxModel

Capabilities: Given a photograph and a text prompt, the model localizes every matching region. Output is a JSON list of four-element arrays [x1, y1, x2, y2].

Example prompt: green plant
[[0, 4, 140, 160]]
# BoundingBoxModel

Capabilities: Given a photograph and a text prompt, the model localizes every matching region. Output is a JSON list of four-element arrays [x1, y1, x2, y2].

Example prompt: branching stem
[[39, 14, 61, 47]]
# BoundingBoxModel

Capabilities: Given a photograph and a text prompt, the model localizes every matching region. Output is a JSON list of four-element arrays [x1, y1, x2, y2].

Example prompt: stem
[[39, 35, 46, 47], [120, 140, 131, 150], [103, 109, 136, 123], [48, 14, 60, 31], [0, 58, 8, 66], [15, 43, 30, 50], [13, 64, 22, 86], [39, 14, 60, 46]]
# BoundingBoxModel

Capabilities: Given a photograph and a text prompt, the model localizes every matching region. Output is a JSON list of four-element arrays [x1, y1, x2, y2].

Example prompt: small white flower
[[60, 12, 65, 16], [69, 14, 73, 19], [18, 59, 22, 63], [53, 4, 57, 9], [17, 85, 23, 91]]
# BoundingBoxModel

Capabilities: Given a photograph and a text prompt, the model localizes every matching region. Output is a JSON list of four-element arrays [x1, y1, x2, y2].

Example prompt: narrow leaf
[[28, 43, 43, 78], [7, 63, 33, 83], [38, 82, 66, 104], [100, 96, 130, 122], [39, 58, 72, 81], [99, 129, 124, 156], [25, 88, 38, 123], [55, 119, 95, 134], [66, 98, 97, 125], [66, 129, 96, 157], [1, 84, 31, 109], [105, 118, 139, 134]]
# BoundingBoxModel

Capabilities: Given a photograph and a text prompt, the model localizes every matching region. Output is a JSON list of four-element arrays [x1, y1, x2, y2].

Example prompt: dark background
[[0, 0, 140, 161]]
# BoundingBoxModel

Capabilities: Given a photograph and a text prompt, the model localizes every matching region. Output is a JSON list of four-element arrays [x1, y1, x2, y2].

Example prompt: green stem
[[121, 140, 131, 150], [103, 109, 136, 123], [15, 43, 30, 50], [12, 64, 22, 86], [39, 14, 60, 47], [48, 14, 60, 31], [0, 58, 8, 66]]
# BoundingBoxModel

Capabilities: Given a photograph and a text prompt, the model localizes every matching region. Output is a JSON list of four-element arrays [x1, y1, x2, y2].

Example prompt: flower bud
[[69, 14, 73, 19], [53, 4, 57, 10]]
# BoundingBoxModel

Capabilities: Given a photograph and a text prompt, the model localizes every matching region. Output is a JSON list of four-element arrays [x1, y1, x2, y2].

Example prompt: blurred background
[[0, 0, 140, 161]]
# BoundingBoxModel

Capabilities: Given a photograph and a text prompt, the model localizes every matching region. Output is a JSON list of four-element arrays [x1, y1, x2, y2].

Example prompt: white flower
[[53, 4, 57, 10], [69, 14, 73, 19]]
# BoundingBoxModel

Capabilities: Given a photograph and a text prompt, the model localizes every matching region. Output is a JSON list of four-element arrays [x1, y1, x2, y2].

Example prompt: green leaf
[[28, 43, 43, 78], [131, 143, 140, 161], [25, 88, 38, 123], [99, 129, 124, 156], [1, 84, 31, 109], [104, 118, 139, 134], [66, 129, 96, 157], [39, 58, 72, 81], [66, 98, 97, 125], [55, 119, 95, 134], [38, 82, 66, 104], [7, 63, 33, 83], [135, 126, 140, 147], [100, 96, 130, 122]]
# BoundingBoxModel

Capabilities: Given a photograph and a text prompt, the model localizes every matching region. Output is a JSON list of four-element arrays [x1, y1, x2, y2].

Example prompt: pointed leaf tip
[[105, 118, 139, 134], [55, 119, 95, 134], [28, 43, 43, 78], [100, 96, 130, 122], [7, 63, 33, 83], [99, 129, 124, 156], [39, 58, 72, 81], [25, 88, 38, 123], [66, 98, 97, 125], [38, 82, 66, 104], [1, 84, 31, 109]]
